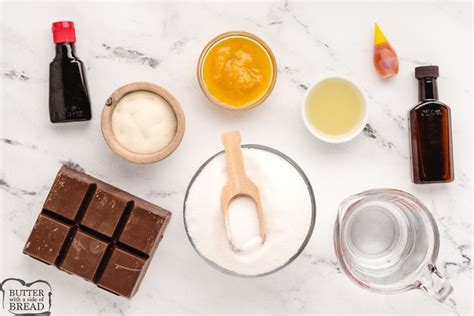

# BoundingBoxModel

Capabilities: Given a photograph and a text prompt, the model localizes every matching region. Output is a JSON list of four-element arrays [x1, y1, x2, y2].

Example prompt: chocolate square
[[119, 206, 166, 255], [23, 214, 72, 265], [44, 171, 90, 220], [81, 189, 128, 237], [59, 231, 108, 281], [23, 166, 172, 298], [97, 248, 146, 298]]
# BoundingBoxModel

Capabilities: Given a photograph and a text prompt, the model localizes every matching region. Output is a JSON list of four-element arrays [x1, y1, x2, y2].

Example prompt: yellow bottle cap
[[374, 23, 388, 45]]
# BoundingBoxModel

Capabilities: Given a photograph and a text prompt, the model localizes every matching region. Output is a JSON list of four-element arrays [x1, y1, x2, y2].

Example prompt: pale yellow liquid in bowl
[[305, 78, 365, 138]]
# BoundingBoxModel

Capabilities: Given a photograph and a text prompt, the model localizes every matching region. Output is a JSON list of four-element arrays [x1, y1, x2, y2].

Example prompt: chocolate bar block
[[23, 166, 171, 298], [97, 248, 146, 297], [119, 206, 167, 255], [23, 214, 72, 265], [60, 231, 108, 280], [43, 171, 90, 221], [81, 188, 128, 238]]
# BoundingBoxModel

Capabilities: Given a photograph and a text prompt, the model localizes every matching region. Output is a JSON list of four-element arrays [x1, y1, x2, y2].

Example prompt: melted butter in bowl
[[111, 91, 177, 154], [203, 37, 273, 107], [198, 32, 277, 110]]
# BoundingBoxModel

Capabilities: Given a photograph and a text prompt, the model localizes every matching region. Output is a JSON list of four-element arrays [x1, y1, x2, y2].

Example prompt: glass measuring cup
[[334, 189, 453, 302]]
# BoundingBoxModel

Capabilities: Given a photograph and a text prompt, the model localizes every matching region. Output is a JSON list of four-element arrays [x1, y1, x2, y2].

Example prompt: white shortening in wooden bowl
[[101, 82, 185, 164]]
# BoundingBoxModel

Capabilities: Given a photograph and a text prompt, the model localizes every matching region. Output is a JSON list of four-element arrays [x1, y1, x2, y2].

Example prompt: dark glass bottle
[[49, 21, 91, 123], [409, 66, 454, 184]]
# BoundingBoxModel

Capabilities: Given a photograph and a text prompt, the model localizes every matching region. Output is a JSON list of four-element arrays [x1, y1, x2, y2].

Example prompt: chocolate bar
[[23, 166, 171, 298]]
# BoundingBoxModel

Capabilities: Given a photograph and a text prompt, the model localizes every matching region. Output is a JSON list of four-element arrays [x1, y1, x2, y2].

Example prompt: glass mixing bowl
[[183, 144, 316, 277]]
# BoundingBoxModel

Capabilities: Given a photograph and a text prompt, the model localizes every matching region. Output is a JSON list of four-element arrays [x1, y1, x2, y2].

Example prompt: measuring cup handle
[[416, 264, 453, 302]]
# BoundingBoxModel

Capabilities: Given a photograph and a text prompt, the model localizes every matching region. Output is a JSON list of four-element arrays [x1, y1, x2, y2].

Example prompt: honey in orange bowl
[[197, 32, 277, 110]]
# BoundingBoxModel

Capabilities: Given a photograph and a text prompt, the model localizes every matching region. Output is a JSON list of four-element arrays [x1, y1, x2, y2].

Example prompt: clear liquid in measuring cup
[[341, 198, 430, 285], [335, 189, 453, 301]]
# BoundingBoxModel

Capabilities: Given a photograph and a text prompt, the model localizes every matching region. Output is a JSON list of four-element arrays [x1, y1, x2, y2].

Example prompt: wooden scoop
[[221, 131, 266, 252]]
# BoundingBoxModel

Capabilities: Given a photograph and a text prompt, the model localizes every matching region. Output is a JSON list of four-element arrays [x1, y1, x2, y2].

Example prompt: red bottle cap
[[52, 21, 76, 44]]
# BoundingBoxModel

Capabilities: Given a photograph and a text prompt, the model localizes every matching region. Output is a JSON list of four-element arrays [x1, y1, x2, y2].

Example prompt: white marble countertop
[[1, 1, 472, 315]]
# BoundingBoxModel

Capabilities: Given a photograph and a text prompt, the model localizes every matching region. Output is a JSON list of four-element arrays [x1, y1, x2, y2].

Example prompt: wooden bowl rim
[[101, 82, 185, 164]]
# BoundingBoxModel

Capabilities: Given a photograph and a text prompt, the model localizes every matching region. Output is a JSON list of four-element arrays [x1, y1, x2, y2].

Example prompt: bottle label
[[420, 108, 442, 117]]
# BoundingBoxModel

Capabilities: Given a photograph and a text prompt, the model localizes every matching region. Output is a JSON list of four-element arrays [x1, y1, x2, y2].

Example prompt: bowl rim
[[183, 144, 317, 277], [301, 76, 369, 144], [101, 82, 185, 164], [196, 31, 278, 111]]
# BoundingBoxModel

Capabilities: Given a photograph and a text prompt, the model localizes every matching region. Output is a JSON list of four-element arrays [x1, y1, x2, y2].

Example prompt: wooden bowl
[[101, 82, 185, 164]]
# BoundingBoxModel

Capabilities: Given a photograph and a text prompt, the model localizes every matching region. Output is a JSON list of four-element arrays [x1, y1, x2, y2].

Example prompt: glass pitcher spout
[[337, 189, 406, 220], [337, 192, 364, 220]]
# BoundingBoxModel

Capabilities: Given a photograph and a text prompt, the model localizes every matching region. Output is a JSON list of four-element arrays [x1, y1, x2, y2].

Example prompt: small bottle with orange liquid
[[373, 23, 399, 78]]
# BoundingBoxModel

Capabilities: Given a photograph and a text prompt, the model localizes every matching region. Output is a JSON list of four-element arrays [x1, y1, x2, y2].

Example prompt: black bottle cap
[[415, 66, 439, 79]]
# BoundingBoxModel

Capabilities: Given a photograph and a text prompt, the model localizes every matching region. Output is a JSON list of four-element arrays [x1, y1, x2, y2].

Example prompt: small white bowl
[[301, 76, 368, 144]]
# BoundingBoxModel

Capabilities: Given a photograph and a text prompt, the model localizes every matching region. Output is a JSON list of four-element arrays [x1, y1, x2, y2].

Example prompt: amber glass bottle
[[409, 66, 454, 184]]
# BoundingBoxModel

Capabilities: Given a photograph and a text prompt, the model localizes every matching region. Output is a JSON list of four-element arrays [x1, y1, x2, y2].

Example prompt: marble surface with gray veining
[[1, 1, 472, 315]]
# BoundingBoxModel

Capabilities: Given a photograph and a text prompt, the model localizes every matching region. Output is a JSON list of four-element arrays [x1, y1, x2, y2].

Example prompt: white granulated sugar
[[227, 196, 263, 251], [112, 91, 177, 154], [185, 148, 313, 276]]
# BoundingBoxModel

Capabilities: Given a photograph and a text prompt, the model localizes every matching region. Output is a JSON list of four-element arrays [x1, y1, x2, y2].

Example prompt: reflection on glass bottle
[[409, 66, 454, 184]]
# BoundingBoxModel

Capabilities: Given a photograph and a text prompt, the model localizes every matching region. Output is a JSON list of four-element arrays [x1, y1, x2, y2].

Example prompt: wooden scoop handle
[[221, 131, 267, 252], [222, 131, 246, 184]]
